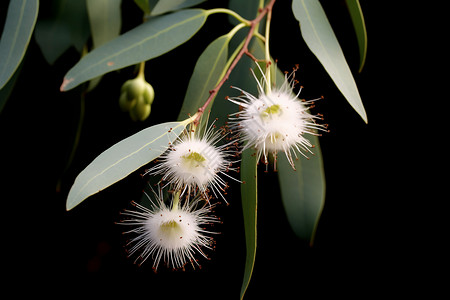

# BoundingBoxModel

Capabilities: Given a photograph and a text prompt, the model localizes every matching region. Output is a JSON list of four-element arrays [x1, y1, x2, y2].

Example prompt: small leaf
[[277, 135, 325, 245], [34, 0, 90, 65], [66, 119, 192, 210], [86, 0, 122, 90], [177, 34, 230, 121], [151, 0, 206, 16], [0, 0, 39, 90], [134, 0, 151, 15], [345, 0, 367, 73], [61, 9, 207, 91], [240, 148, 258, 300], [292, 0, 367, 123], [86, 0, 122, 49]]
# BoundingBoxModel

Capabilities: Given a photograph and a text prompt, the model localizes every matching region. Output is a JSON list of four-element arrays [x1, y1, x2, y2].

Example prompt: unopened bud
[[143, 82, 155, 105], [119, 76, 155, 121], [130, 95, 151, 121]]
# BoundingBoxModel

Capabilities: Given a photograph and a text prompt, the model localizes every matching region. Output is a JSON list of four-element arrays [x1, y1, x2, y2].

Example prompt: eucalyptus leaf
[[177, 34, 229, 121], [240, 148, 258, 300], [345, 0, 367, 73], [151, 0, 206, 16], [292, 0, 367, 123], [0, 0, 39, 90], [277, 135, 325, 245], [61, 9, 208, 91], [86, 0, 122, 49], [86, 0, 122, 90], [134, 0, 151, 14], [34, 0, 90, 65], [66, 119, 192, 210]]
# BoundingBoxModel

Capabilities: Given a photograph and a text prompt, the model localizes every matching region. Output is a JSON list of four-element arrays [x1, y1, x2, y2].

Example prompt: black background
[[1, 0, 403, 297]]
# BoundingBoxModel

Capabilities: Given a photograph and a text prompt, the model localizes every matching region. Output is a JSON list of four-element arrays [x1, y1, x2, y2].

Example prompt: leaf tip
[[60, 77, 74, 92]]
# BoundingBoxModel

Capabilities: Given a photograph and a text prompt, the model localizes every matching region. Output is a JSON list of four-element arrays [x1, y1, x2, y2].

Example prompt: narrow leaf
[[292, 0, 367, 123], [151, 0, 206, 16], [177, 34, 229, 121], [345, 0, 367, 73], [61, 9, 207, 91], [0, 0, 39, 89], [66, 119, 191, 210], [86, 0, 122, 90], [240, 148, 258, 300], [87, 0, 122, 49], [134, 0, 151, 15], [34, 0, 90, 65], [277, 135, 325, 245]]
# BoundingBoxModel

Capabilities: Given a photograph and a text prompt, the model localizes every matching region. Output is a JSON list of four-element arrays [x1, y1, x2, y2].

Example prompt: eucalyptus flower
[[119, 188, 219, 271], [229, 67, 328, 170], [145, 120, 238, 202]]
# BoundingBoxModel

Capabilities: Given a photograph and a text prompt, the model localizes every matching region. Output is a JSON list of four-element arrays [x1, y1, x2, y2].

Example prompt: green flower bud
[[143, 82, 155, 105], [119, 91, 136, 112], [120, 72, 155, 121], [129, 95, 151, 121], [121, 77, 146, 101]]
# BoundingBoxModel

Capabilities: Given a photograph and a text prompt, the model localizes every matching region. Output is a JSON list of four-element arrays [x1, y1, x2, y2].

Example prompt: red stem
[[194, 0, 276, 125]]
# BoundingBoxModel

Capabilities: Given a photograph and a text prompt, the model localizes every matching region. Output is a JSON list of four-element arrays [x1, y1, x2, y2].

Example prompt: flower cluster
[[119, 65, 326, 271], [119, 119, 238, 271]]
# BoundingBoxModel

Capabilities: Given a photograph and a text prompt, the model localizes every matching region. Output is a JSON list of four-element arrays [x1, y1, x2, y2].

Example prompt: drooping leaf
[[345, 0, 367, 73], [228, 0, 260, 25], [269, 54, 326, 244], [151, 0, 206, 16], [277, 135, 325, 245], [86, 0, 122, 49], [177, 34, 230, 122], [86, 0, 122, 90], [34, 0, 90, 65], [292, 0, 367, 123], [0, 0, 39, 90], [0, 60, 24, 113], [61, 9, 208, 91], [240, 148, 258, 300], [66, 119, 192, 210]]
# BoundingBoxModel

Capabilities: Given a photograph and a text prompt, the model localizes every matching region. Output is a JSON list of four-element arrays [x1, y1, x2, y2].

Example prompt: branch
[[194, 0, 276, 125]]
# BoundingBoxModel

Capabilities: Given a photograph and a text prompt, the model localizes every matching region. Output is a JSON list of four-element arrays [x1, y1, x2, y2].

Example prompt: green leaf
[[277, 135, 325, 245], [86, 0, 122, 49], [134, 0, 151, 15], [292, 0, 367, 123], [61, 9, 208, 91], [86, 0, 122, 90], [0, 0, 39, 90], [66, 119, 192, 210], [345, 0, 367, 73], [177, 34, 230, 121], [34, 0, 90, 65], [228, 0, 260, 25], [151, 0, 206, 16], [240, 148, 258, 300]]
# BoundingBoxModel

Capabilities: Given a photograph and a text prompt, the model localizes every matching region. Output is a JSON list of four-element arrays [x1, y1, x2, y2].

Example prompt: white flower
[[119, 188, 219, 271], [229, 66, 327, 170], [145, 121, 238, 202]]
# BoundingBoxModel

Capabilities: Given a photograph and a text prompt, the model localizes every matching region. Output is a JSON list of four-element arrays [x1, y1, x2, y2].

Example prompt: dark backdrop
[[1, 0, 394, 297]]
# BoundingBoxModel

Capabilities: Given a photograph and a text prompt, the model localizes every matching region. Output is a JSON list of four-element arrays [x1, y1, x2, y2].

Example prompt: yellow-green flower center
[[182, 151, 206, 168], [160, 220, 180, 233], [261, 104, 281, 118]]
